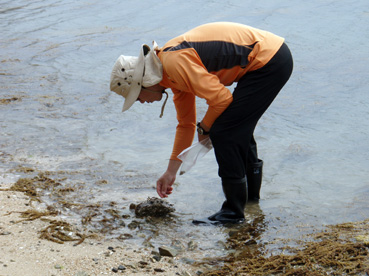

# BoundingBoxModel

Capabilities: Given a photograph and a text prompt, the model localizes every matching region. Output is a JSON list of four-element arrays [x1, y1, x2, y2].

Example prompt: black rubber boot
[[206, 178, 247, 224], [246, 159, 263, 201]]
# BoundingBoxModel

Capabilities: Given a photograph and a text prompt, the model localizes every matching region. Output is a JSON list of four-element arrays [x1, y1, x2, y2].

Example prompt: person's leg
[[207, 177, 247, 224], [208, 43, 293, 223], [248, 135, 258, 164], [211, 43, 293, 179], [247, 136, 264, 201]]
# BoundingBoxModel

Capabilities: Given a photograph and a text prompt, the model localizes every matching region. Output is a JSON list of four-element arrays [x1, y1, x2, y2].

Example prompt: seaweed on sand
[[7, 209, 59, 223], [39, 219, 97, 246], [202, 220, 369, 276], [0, 173, 62, 202]]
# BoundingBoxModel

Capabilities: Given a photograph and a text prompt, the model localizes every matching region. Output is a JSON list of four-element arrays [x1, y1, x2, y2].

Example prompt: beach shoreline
[[0, 187, 199, 276]]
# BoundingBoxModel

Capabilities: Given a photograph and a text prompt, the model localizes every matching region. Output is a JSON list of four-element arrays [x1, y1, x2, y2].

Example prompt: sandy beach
[[0, 188, 199, 276]]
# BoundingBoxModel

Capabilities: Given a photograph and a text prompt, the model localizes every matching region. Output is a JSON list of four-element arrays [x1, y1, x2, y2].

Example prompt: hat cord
[[159, 91, 168, 118]]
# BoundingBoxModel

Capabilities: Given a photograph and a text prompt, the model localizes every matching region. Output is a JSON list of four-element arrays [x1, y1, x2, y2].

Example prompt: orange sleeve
[[170, 89, 196, 161], [164, 48, 233, 128]]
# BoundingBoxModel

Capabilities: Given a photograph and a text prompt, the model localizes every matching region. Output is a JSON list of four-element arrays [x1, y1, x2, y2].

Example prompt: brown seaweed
[[202, 220, 369, 276]]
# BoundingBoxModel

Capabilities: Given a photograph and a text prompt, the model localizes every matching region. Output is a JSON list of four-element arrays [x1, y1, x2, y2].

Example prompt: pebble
[[138, 261, 148, 267], [118, 265, 126, 271], [112, 267, 118, 273], [187, 240, 197, 251], [127, 221, 139, 230], [159, 246, 178, 257]]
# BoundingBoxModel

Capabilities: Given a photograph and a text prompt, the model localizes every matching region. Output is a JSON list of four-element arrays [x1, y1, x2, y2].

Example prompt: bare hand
[[156, 171, 175, 198]]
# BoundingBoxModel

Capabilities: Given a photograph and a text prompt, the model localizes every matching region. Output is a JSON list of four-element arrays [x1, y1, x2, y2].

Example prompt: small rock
[[154, 268, 165, 272], [138, 261, 148, 267], [187, 240, 197, 251], [112, 267, 118, 273], [0, 231, 11, 235], [54, 264, 62, 269], [159, 246, 178, 257], [117, 233, 133, 240], [127, 221, 140, 230], [118, 265, 126, 271], [108, 246, 115, 251]]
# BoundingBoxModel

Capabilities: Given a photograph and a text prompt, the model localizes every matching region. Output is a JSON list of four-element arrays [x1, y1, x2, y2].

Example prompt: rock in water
[[158, 245, 178, 257], [135, 197, 175, 217]]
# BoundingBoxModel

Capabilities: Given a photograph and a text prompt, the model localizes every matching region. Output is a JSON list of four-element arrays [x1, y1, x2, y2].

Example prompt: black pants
[[210, 43, 293, 179]]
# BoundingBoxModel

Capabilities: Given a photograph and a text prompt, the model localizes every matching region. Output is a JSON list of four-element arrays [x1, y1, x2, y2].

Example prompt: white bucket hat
[[110, 41, 163, 112]]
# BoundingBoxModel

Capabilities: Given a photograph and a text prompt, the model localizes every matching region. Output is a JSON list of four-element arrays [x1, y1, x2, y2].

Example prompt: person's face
[[137, 87, 163, 103]]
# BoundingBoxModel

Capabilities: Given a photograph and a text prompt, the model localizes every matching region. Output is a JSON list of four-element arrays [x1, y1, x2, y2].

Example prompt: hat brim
[[121, 46, 145, 112]]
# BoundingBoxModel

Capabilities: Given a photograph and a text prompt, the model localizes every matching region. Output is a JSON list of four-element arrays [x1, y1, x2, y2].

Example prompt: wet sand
[[0, 186, 199, 276]]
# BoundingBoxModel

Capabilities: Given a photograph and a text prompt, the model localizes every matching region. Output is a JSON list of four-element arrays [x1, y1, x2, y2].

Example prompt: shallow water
[[1, 0, 368, 260]]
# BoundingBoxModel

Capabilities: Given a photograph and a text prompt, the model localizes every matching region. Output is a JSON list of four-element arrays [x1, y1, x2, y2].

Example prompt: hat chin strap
[[159, 91, 168, 118]]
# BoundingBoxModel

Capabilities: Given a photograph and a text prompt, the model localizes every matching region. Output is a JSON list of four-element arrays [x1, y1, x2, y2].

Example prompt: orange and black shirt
[[157, 22, 284, 161]]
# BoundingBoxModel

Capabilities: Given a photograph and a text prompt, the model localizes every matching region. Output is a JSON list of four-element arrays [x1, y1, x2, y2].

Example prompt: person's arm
[[156, 90, 195, 198], [156, 159, 182, 198], [156, 49, 232, 197]]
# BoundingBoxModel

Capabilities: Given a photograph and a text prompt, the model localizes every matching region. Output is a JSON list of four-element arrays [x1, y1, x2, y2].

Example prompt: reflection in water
[[226, 203, 266, 251]]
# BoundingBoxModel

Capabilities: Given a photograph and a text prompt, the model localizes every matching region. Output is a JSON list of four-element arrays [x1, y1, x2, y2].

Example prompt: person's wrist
[[197, 122, 210, 135], [167, 160, 181, 174]]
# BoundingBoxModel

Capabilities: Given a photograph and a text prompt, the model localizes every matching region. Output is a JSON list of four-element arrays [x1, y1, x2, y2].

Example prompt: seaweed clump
[[134, 197, 175, 218], [1, 173, 61, 202], [39, 219, 96, 246]]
